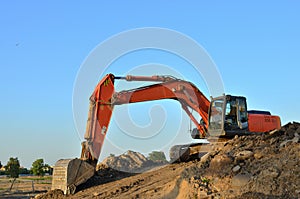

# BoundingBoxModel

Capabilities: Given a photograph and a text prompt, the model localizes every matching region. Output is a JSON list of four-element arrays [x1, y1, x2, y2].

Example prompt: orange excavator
[[52, 73, 281, 194]]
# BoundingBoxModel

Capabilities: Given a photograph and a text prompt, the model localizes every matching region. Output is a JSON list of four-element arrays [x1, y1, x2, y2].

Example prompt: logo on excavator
[[103, 79, 110, 86]]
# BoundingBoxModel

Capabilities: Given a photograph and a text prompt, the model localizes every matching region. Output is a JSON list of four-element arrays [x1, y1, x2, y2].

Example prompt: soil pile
[[39, 122, 300, 199], [34, 189, 64, 199], [181, 122, 300, 198], [100, 150, 166, 173], [75, 163, 135, 193]]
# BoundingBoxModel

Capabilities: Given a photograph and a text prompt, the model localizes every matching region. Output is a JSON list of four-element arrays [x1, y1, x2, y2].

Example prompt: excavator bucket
[[51, 159, 95, 194]]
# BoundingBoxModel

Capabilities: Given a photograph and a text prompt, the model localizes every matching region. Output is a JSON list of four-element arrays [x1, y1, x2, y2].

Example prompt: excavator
[[52, 73, 281, 194]]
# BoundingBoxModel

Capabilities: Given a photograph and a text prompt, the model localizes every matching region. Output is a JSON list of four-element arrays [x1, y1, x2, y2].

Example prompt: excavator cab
[[208, 95, 249, 137]]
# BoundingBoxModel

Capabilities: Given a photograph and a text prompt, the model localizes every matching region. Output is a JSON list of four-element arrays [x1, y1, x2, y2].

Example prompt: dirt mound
[[33, 189, 64, 199], [41, 122, 300, 198], [182, 122, 300, 198], [100, 150, 166, 173], [75, 163, 135, 193]]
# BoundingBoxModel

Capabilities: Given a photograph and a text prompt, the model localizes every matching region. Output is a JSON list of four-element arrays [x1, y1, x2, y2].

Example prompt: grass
[[0, 176, 52, 185], [38, 182, 52, 184], [20, 176, 52, 181]]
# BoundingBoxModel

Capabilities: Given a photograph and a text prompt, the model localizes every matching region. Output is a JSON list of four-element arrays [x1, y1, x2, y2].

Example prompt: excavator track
[[169, 138, 229, 163]]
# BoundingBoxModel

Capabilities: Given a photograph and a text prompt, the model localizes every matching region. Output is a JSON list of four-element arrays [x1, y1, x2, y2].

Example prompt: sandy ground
[[35, 122, 300, 199], [0, 176, 51, 199]]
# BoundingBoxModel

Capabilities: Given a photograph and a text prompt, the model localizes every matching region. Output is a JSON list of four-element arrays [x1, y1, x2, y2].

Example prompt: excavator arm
[[81, 74, 115, 167], [82, 74, 210, 164]]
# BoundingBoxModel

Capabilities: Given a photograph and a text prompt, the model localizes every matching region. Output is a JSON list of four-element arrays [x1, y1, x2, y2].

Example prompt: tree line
[[0, 157, 52, 178]]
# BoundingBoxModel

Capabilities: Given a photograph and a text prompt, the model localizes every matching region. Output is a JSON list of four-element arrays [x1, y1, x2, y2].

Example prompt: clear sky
[[1, 1, 299, 168]]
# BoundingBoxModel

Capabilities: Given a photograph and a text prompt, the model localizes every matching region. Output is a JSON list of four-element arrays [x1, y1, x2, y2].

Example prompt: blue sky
[[0, 1, 299, 168]]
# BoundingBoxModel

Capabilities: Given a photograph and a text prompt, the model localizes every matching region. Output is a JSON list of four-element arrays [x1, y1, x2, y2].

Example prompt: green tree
[[5, 157, 20, 178], [148, 151, 167, 162], [0, 161, 4, 175], [109, 153, 115, 157], [44, 164, 53, 175], [19, 167, 30, 175], [31, 159, 45, 177]]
